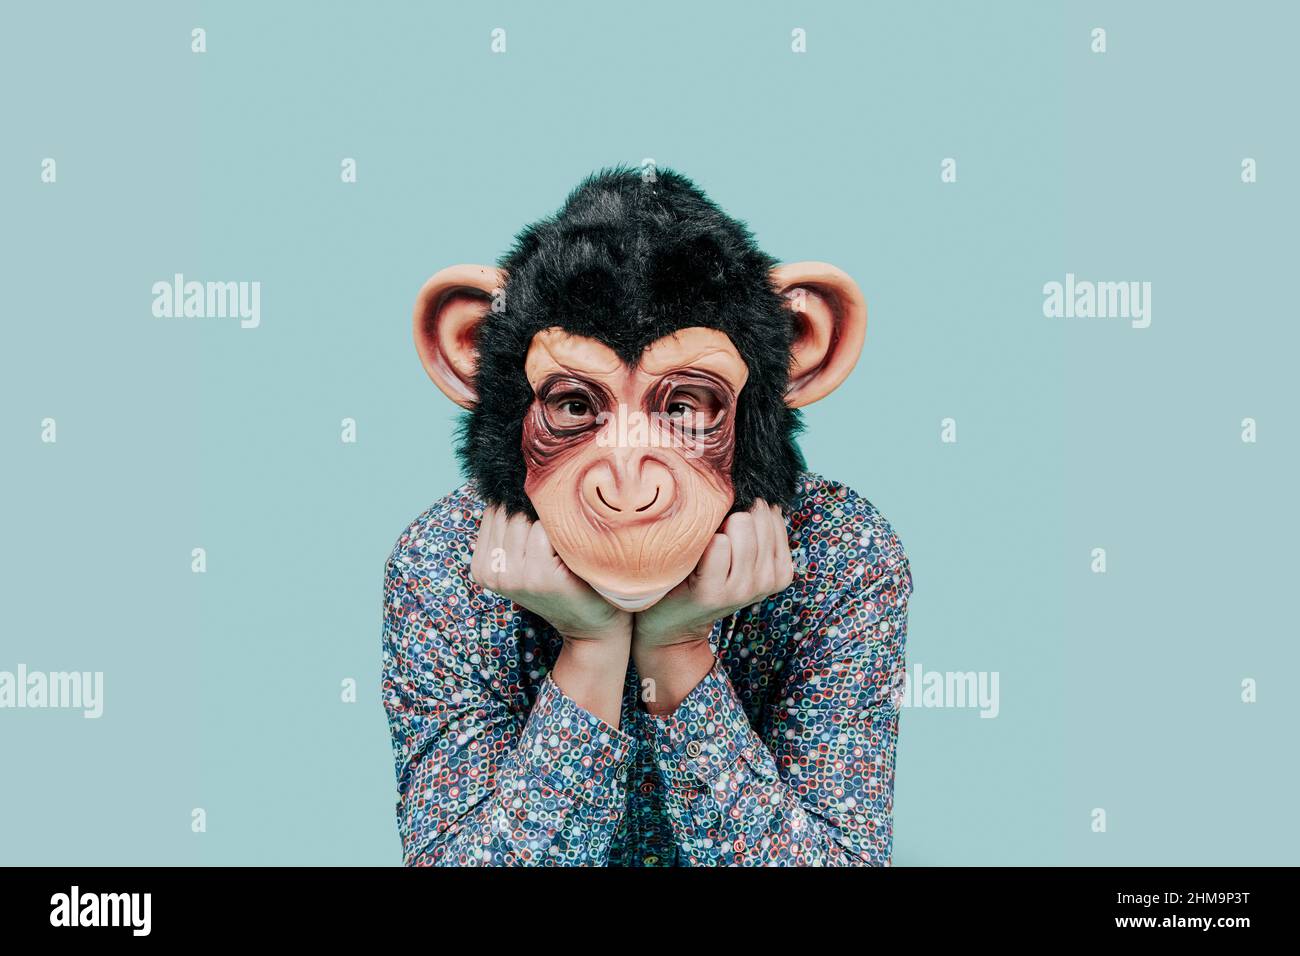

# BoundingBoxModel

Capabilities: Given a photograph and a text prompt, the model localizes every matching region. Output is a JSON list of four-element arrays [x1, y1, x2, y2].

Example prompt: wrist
[[558, 628, 632, 672], [551, 630, 632, 728], [633, 638, 716, 716], [632, 632, 708, 663], [633, 618, 714, 650], [557, 613, 633, 644]]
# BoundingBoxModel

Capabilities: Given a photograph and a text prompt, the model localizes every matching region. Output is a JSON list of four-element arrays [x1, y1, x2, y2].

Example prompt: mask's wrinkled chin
[[528, 466, 730, 612], [591, 584, 673, 612]]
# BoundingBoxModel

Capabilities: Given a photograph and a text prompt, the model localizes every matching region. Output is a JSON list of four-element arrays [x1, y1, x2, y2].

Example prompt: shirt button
[[685, 740, 703, 758]]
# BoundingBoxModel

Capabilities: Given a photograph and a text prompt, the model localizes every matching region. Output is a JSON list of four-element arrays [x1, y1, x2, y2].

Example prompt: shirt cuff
[[641, 660, 778, 789], [514, 675, 636, 807]]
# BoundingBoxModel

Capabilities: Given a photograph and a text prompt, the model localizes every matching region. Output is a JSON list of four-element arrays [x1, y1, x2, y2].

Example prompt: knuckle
[[724, 512, 751, 534]]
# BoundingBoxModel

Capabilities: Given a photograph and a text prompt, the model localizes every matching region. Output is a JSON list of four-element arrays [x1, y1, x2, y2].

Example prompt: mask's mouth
[[592, 585, 671, 612]]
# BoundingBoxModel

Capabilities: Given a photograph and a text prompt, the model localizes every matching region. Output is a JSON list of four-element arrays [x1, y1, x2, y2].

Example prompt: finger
[[502, 511, 531, 582], [751, 499, 774, 575], [691, 533, 732, 597], [472, 505, 495, 563], [474, 505, 496, 554], [722, 512, 757, 588], [526, 520, 585, 589], [473, 506, 501, 589], [523, 518, 554, 562], [769, 503, 789, 561], [488, 505, 508, 557], [522, 519, 559, 587], [772, 506, 795, 589]]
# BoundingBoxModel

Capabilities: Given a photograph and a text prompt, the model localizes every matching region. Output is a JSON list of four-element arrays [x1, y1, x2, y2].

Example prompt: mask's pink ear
[[771, 262, 867, 408], [412, 264, 505, 408]]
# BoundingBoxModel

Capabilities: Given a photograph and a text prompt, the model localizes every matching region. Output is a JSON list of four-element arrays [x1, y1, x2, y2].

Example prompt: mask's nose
[[582, 452, 675, 523]]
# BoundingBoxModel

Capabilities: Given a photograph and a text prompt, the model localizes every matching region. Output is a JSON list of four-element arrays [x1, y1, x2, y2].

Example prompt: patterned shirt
[[381, 472, 912, 866]]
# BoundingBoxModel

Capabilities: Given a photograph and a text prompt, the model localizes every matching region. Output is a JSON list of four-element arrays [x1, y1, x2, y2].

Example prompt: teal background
[[2, 1, 1296, 865]]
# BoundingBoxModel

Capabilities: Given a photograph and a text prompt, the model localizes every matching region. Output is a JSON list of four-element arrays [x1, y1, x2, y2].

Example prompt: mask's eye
[[546, 393, 597, 430], [663, 386, 723, 429]]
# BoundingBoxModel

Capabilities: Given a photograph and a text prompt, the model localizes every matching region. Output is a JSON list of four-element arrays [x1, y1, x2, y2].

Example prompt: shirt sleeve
[[641, 554, 911, 866], [381, 555, 636, 866]]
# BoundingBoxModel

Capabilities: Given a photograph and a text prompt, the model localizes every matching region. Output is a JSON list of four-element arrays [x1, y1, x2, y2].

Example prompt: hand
[[630, 500, 793, 715], [633, 500, 795, 649], [470, 505, 631, 642], [472, 506, 633, 726]]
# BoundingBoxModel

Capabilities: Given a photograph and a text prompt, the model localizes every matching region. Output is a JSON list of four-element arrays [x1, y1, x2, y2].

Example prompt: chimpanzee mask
[[413, 168, 866, 610]]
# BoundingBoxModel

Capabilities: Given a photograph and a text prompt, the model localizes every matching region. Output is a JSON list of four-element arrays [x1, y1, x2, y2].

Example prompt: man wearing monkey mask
[[382, 168, 912, 866]]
